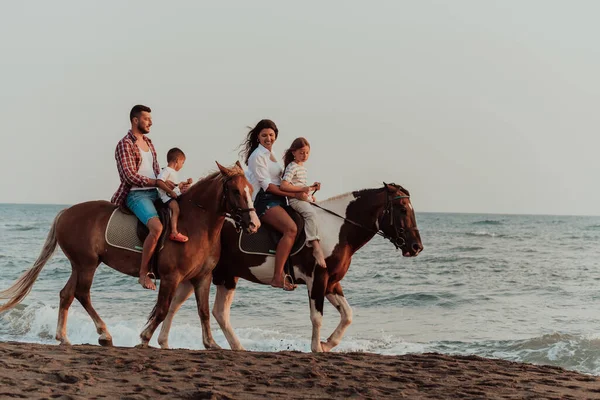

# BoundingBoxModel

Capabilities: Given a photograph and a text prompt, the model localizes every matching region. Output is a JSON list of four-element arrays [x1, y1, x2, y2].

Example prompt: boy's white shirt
[[157, 166, 181, 202]]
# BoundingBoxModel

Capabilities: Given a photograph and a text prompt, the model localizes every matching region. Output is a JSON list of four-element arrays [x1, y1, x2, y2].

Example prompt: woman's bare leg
[[261, 206, 297, 290]]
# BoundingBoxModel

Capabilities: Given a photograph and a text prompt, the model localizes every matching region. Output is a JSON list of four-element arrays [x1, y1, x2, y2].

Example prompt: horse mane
[[321, 192, 353, 203], [321, 183, 410, 203], [177, 170, 224, 202], [193, 171, 223, 187]]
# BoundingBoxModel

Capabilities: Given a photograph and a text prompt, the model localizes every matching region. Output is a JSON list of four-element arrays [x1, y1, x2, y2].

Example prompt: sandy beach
[[0, 341, 598, 399]]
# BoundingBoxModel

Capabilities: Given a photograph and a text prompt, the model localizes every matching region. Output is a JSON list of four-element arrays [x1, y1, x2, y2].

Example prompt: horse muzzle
[[403, 241, 423, 257]]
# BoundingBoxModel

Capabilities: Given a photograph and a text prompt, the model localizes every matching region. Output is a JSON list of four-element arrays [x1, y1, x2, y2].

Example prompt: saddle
[[238, 206, 306, 257], [105, 201, 171, 279]]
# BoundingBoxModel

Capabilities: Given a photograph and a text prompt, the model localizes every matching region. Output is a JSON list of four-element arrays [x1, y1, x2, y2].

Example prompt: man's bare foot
[[139, 273, 156, 290]]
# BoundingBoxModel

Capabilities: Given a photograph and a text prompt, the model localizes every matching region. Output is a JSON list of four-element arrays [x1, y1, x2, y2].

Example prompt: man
[[111, 105, 175, 290]]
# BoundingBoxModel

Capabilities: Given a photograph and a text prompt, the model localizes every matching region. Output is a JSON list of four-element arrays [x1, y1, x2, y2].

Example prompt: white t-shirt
[[246, 144, 283, 201], [130, 147, 157, 191], [157, 166, 181, 203]]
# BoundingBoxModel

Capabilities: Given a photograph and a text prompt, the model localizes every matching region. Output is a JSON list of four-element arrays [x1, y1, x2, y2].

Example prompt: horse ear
[[235, 160, 243, 169], [216, 161, 230, 176]]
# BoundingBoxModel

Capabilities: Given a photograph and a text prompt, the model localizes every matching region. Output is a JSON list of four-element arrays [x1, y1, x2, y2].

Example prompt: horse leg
[[212, 281, 245, 351], [72, 264, 114, 346], [193, 277, 221, 350], [307, 267, 328, 353], [139, 277, 179, 347], [321, 283, 353, 352], [157, 281, 194, 349], [56, 272, 77, 345]]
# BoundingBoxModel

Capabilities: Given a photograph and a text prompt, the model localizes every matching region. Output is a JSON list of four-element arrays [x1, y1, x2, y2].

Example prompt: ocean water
[[2, 204, 600, 375]]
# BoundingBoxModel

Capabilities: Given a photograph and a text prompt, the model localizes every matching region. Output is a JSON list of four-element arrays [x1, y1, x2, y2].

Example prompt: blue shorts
[[254, 189, 287, 217], [126, 189, 159, 225]]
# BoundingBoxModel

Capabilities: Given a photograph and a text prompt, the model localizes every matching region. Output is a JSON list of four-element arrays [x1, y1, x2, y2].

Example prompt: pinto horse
[[155, 183, 423, 352], [0, 162, 260, 348]]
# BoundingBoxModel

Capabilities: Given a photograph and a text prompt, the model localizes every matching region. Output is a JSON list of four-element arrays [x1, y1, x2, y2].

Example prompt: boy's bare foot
[[169, 232, 188, 242], [139, 272, 156, 290]]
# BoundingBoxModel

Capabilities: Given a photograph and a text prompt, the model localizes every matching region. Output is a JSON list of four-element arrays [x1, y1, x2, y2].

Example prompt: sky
[[0, 1, 599, 216]]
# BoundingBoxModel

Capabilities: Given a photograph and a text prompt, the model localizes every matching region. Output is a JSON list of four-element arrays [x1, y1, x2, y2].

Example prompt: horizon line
[[1, 202, 598, 218]]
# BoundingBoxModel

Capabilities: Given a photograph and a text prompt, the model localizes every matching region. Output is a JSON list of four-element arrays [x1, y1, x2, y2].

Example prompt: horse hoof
[[204, 342, 222, 350], [135, 343, 150, 349], [58, 340, 72, 346], [99, 338, 113, 347], [320, 341, 333, 352]]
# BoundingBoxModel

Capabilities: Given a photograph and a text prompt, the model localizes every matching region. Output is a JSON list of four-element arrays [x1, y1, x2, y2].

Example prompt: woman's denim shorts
[[254, 189, 287, 217], [126, 189, 159, 225]]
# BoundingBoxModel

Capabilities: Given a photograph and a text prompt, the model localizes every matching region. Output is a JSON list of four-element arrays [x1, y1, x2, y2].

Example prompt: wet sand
[[0, 341, 598, 399]]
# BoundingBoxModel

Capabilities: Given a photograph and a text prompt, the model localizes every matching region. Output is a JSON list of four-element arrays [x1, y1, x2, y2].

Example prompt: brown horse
[[155, 183, 423, 352], [0, 162, 260, 349]]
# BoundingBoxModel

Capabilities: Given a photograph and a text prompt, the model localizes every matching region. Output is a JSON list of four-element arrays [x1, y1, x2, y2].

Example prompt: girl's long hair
[[283, 137, 310, 169], [239, 119, 279, 165]]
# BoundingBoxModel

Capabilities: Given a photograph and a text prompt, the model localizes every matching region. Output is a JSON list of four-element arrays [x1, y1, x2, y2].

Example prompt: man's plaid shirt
[[111, 130, 160, 206]]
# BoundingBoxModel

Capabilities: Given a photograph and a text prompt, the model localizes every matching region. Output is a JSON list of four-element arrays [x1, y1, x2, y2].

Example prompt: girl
[[280, 137, 326, 268]]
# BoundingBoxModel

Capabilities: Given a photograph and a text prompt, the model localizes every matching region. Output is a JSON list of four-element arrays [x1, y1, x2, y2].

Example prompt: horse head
[[216, 161, 260, 234], [377, 183, 423, 257]]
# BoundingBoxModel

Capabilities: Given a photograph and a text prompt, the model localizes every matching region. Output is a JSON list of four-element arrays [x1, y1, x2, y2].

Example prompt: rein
[[311, 189, 415, 250]]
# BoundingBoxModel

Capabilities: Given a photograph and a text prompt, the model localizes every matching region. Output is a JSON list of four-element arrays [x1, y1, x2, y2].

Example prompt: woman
[[242, 119, 312, 291]]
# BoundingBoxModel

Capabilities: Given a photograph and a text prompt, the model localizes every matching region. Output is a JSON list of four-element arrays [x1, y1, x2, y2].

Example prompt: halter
[[311, 184, 417, 250], [194, 174, 255, 232], [221, 175, 256, 232]]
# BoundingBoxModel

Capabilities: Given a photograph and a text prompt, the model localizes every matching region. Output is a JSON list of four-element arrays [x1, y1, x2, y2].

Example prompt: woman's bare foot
[[139, 272, 156, 290], [270, 274, 296, 291]]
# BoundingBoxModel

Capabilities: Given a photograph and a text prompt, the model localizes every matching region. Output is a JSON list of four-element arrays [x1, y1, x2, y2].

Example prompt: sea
[[2, 203, 600, 375]]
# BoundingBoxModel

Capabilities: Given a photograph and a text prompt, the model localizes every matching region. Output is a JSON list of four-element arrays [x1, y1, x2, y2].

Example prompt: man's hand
[[168, 190, 178, 199], [311, 182, 321, 191], [155, 179, 177, 193], [165, 180, 177, 190]]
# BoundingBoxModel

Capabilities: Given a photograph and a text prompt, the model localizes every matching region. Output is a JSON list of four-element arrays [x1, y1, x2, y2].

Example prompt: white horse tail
[[0, 209, 65, 313]]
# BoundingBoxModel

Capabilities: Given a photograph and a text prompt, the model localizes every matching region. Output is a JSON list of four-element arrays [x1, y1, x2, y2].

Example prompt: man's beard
[[137, 122, 150, 134]]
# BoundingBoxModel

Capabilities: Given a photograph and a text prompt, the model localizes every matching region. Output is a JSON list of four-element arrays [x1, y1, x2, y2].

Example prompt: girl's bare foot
[[312, 241, 327, 268]]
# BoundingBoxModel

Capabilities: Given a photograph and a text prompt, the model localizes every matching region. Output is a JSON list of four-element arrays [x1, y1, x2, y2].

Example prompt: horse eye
[[232, 189, 241, 196]]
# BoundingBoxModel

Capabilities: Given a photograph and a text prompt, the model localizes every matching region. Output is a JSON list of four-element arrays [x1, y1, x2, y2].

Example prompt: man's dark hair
[[167, 147, 185, 163], [130, 105, 151, 122]]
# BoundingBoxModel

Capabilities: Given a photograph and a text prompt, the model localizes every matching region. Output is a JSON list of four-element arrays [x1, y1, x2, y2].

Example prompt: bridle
[[195, 174, 255, 232], [311, 184, 418, 250]]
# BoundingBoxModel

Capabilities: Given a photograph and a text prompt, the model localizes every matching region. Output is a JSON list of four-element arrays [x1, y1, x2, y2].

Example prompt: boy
[[157, 148, 193, 242]]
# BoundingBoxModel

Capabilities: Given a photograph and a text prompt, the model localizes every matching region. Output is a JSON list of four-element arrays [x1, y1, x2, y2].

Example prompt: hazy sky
[[1, 1, 599, 215]]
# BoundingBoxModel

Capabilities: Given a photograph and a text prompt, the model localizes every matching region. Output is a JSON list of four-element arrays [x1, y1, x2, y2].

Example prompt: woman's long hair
[[283, 137, 310, 169], [239, 119, 279, 165]]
